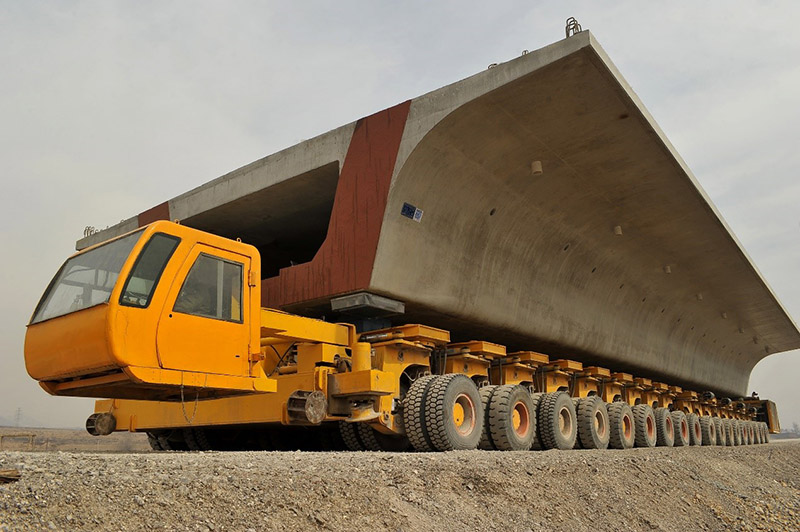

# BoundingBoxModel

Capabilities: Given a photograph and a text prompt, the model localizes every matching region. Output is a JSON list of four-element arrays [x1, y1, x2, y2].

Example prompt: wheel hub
[[558, 406, 572, 437], [452, 393, 476, 435], [512, 402, 530, 436]]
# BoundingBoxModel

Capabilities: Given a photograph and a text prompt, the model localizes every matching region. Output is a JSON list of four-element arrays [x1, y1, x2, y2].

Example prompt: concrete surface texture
[[76, 32, 800, 397]]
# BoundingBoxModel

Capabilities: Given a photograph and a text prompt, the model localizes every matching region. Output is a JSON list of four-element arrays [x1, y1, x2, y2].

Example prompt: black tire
[[478, 385, 501, 450], [762, 423, 770, 444], [529, 393, 544, 450], [607, 402, 635, 450], [712, 417, 726, 446], [732, 420, 742, 446], [402, 375, 437, 452], [578, 396, 610, 450], [147, 432, 163, 451], [671, 411, 689, 447], [183, 428, 212, 451], [687, 413, 702, 446], [486, 385, 536, 451], [654, 407, 674, 447], [632, 404, 656, 448], [723, 419, 735, 446], [356, 423, 411, 452], [356, 423, 383, 451], [422, 374, 483, 451], [747, 422, 755, 445], [339, 421, 366, 451], [699, 416, 716, 446], [538, 391, 577, 450]]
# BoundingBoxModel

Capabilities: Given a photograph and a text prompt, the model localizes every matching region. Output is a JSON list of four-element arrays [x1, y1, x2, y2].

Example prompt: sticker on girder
[[401, 202, 423, 223]]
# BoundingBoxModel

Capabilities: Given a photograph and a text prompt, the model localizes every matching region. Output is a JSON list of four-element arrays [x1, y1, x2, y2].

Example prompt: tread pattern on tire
[[712, 417, 726, 446], [607, 401, 634, 450], [654, 407, 674, 447], [723, 419, 734, 446], [687, 413, 702, 446], [699, 416, 716, 446], [403, 375, 437, 452], [488, 385, 536, 451], [632, 404, 656, 448], [478, 385, 500, 450], [671, 411, 688, 447], [578, 396, 610, 450], [356, 423, 384, 451], [530, 393, 544, 450], [538, 391, 577, 450], [424, 374, 483, 451], [339, 421, 365, 451]]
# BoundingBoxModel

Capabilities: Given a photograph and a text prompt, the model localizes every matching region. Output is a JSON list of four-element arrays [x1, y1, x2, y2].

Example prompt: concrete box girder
[[77, 32, 800, 397]]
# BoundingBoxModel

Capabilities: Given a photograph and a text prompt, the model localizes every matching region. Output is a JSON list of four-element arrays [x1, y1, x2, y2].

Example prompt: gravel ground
[[0, 440, 798, 532]]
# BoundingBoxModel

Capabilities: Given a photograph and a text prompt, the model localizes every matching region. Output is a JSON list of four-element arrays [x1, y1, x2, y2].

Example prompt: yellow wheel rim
[[512, 409, 521, 430], [453, 402, 465, 427]]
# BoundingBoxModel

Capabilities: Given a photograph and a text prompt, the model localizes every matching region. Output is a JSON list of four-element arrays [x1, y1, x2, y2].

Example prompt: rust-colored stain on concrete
[[138, 202, 170, 227], [262, 100, 411, 308]]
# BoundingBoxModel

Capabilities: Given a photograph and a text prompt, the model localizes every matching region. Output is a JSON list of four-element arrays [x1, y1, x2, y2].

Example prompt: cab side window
[[173, 254, 243, 322]]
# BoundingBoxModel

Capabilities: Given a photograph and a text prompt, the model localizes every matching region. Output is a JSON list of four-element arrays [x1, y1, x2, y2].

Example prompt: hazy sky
[[1, 2, 798, 430]]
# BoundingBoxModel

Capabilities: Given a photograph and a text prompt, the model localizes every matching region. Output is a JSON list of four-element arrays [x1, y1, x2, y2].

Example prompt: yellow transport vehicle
[[24, 221, 777, 451]]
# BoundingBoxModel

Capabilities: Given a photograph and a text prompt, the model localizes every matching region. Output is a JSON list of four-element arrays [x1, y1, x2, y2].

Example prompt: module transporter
[[25, 221, 778, 452], [24, 29, 797, 452]]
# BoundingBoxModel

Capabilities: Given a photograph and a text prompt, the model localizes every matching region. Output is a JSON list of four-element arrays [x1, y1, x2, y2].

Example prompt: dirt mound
[[0, 441, 798, 531]]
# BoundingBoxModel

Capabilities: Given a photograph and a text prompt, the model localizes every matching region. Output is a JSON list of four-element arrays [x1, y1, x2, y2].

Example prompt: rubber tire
[[183, 428, 212, 451], [577, 396, 610, 450], [529, 393, 545, 450], [654, 407, 674, 447], [423, 374, 484, 451], [732, 420, 742, 446], [699, 416, 717, 446], [478, 385, 501, 450], [403, 375, 437, 452], [353, 423, 410, 452], [632, 404, 657, 448], [671, 411, 689, 447], [483, 385, 536, 451], [687, 413, 702, 446], [762, 423, 770, 443], [538, 391, 578, 450], [607, 402, 635, 450], [747, 422, 755, 445], [723, 419, 735, 446], [712, 417, 726, 446], [339, 421, 366, 451]]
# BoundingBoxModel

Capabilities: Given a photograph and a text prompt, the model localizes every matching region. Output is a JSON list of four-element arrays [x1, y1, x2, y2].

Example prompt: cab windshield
[[30, 230, 144, 324]]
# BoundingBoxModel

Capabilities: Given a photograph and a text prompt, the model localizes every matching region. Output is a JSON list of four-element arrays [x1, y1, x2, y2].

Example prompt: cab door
[[156, 244, 252, 377]]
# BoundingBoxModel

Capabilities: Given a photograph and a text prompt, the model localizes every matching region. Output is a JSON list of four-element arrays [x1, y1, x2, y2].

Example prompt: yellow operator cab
[[24, 221, 276, 400]]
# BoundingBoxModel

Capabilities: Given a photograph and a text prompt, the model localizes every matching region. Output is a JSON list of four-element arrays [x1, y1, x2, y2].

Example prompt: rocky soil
[[0, 440, 798, 532]]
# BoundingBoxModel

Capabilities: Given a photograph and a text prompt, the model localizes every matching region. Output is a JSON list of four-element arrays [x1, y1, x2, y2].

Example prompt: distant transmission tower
[[14, 407, 22, 427]]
